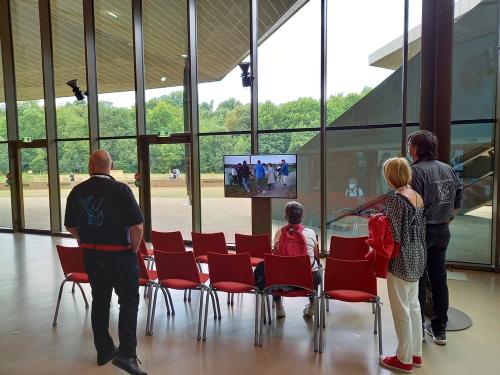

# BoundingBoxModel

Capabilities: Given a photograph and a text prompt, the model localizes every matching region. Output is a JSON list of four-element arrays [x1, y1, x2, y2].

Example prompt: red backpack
[[276, 224, 308, 256]]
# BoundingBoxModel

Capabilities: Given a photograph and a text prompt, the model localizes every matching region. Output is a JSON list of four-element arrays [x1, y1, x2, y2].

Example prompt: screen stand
[[252, 198, 272, 237]]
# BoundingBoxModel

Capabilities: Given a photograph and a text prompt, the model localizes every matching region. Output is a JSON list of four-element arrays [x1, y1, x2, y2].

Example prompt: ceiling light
[[181, 54, 188, 58], [108, 11, 118, 18], [160, 76, 167, 82]]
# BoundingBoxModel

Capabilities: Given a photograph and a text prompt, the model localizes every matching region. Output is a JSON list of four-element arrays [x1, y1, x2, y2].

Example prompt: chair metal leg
[[214, 291, 221, 319], [71, 282, 76, 294], [160, 288, 171, 315], [313, 296, 319, 352], [211, 289, 217, 319], [266, 294, 271, 324], [377, 300, 383, 356], [184, 290, 188, 302], [227, 293, 231, 305], [145, 284, 153, 336], [259, 293, 265, 347], [165, 288, 175, 315], [231, 293, 235, 305], [188, 289, 192, 301], [149, 286, 160, 336], [196, 262, 203, 272], [373, 304, 378, 334], [326, 298, 330, 312], [52, 279, 68, 327], [75, 282, 89, 309], [372, 302, 376, 314], [202, 290, 210, 341], [197, 289, 205, 341], [319, 296, 325, 352], [254, 293, 259, 346]]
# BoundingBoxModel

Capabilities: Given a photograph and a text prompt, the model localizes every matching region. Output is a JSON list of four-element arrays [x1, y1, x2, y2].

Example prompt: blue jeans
[[418, 224, 450, 333]]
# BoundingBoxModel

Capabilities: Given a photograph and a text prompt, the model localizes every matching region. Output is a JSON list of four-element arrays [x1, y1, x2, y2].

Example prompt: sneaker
[[112, 356, 147, 375], [413, 356, 422, 368], [303, 303, 315, 318], [380, 356, 413, 374], [425, 325, 447, 345], [276, 304, 286, 318]]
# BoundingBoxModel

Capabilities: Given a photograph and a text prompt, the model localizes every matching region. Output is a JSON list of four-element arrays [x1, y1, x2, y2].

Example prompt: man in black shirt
[[65, 150, 146, 375], [408, 131, 463, 346]]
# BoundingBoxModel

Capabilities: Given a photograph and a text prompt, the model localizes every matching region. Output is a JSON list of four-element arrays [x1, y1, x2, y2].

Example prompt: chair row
[[54, 240, 382, 355]]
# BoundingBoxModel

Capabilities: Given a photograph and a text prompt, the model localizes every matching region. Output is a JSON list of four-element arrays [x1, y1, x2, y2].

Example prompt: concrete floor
[[0, 233, 499, 375]]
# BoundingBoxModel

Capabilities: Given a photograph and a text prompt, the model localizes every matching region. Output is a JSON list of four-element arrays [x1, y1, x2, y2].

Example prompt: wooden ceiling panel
[[1, 0, 301, 102]]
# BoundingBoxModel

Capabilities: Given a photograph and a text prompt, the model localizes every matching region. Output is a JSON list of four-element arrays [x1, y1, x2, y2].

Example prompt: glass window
[[149, 143, 192, 240], [197, 0, 250, 133], [143, 0, 188, 135], [95, 0, 136, 137], [258, 0, 320, 130], [11, 0, 47, 139], [0, 143, 12, 228], [200, 134, 251, 242], [51, 0, 89, 138], [0, 39, 6, 142], [58, 140, 89, 225]]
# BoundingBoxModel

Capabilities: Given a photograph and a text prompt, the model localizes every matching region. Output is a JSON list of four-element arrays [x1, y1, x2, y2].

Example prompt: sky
[[62, 0, 425, 108]]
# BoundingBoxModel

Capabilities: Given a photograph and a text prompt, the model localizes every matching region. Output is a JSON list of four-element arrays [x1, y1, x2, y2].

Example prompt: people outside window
[[64, 150, 147, 375], [279, 159, 289, 186], [271, 201, 321, 318], [380, 157, 426, 374], [266, 163, 277, 191], [172, 167, 181, 180], [254, 160, 266, 193], [407, 130, 463, 345]]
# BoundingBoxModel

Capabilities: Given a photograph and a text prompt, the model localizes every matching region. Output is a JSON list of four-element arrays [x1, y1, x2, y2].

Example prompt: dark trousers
[[84, 249, 139, 358], [418, 224, 451, 333], [273, 271, 322, 304]]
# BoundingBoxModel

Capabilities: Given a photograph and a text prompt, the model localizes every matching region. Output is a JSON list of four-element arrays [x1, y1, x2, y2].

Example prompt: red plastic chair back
[[154, 250, 202, 284], [139, 238, 149, 256], [151, 230, 185, 252], [191, 232, 228, 257], [56, 245, 86, 276], [264, 254, 314, 291], [207, 252, 255, 286], [329, 235, 369, 260], [235, 233, 272, 259], [324, 257, 377, 296], [136, 251, 150, 280]]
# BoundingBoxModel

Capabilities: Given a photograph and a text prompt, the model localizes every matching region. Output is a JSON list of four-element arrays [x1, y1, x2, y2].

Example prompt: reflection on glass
[[200, 135, 251, 242], [52, 0, 89, 138], [20, 148, 50, 230], [58, 140, 90, 226], [143, 0, 188, 135], [95, 0, 136, 136], [149, 144, 191, 240], [11, 0, 46, 139], [0, 143, 12, 228], [99, 139, 139, 200]]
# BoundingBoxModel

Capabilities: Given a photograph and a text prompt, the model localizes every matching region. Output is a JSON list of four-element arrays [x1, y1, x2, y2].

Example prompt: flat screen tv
[[224, 154, 297, 198]]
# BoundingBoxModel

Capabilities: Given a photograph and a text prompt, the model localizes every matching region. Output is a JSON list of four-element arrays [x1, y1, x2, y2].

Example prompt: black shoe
[[112, 356, 147, 375], [97, 346, 118, 366], [425, 325, 447, 345]]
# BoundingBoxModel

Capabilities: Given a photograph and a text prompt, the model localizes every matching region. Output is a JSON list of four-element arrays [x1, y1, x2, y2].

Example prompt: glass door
[[19, 146, 50, 230]]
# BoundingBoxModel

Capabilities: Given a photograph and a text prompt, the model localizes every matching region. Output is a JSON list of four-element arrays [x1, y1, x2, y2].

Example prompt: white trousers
[[387, 272, 423, 364]]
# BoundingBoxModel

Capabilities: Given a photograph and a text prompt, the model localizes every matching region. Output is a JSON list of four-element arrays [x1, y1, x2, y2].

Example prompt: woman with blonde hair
[[380, 157, 426, 374]]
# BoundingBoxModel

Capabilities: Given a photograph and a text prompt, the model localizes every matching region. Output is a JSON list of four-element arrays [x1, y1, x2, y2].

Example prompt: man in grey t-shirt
[[408, 131, 463, 345]]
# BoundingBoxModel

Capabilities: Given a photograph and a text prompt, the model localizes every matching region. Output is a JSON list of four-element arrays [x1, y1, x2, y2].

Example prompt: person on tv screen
[[280, 159, 289, 186], [241, 160, 252, 193], [266, 163, 277, 191], [254, 160, 266, 193]]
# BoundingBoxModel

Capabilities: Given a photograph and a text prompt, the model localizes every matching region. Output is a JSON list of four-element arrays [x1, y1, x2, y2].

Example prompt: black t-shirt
[[64, 175, 144, 246]]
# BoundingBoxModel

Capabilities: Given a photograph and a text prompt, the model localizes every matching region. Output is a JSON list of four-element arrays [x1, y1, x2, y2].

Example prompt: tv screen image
[[224, 154, 297, 198]]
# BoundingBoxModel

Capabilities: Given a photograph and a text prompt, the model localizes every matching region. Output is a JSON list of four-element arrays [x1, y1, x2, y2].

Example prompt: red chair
[[150, 251, 219, 340], [151, 230, 186, 253], [328, 235, 369, 260], [136, 251, 161, 335], [235, 233, 272, 267], [259, 254, 319, 352], [53, 245, 90, 327], [139, 239, 155, 269], [205, 252, 260, 344], [319, 257, 382, 355], [191, 231, 228, 265]]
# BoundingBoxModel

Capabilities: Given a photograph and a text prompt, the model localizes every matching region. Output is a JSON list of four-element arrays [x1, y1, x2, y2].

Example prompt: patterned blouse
[[385, 193, 426, 282]]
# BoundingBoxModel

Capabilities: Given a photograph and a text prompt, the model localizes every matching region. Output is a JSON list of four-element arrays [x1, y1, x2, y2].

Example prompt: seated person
[[271, 201, 321, 318]]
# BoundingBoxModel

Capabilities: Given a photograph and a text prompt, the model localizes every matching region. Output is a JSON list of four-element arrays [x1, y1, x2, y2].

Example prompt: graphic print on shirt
[[436, 179, 452, 204], [79, 196, 105, 226]]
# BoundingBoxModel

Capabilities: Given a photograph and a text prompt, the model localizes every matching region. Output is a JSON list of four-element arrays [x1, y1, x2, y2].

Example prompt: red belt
[[80, 243, 131, 251]]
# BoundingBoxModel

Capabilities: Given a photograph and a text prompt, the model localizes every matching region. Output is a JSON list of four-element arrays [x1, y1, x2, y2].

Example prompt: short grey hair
[[284, 201, 304, 224]]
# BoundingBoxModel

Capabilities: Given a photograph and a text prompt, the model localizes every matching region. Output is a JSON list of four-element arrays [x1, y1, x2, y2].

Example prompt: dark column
[[420, 0, 454, 164], [0, 0, 22, 231], [320, 0, 328, 255]]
